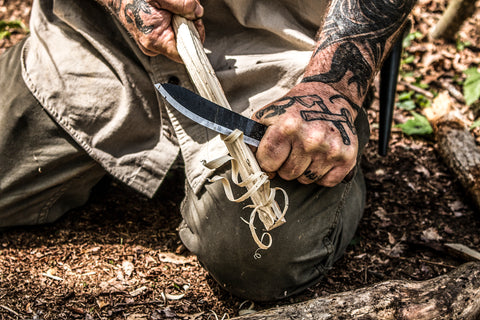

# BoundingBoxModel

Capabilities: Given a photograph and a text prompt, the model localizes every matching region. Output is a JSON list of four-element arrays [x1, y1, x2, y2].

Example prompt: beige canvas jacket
[[22, 0, 334, 197]]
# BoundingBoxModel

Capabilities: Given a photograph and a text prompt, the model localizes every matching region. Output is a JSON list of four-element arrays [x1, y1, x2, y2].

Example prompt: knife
[[156, 83, 268, 147]]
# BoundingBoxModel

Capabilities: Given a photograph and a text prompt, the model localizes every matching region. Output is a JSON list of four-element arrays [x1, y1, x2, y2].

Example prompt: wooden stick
[[0, 305, 20, 317], [172, 16, 285, 232]]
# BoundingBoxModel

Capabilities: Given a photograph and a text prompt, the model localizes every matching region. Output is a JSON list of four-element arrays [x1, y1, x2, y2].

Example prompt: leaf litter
[[0, 0, 479, 319]]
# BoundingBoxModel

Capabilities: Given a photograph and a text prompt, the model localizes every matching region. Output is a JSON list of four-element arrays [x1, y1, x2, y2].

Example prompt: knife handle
[[172, 16, 286, 233]]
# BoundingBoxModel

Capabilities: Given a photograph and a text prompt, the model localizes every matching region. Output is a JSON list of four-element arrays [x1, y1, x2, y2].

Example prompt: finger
[[153, 0, 204, 20], [256, 131, 291, 174], [296, 161, 332, 184], [193, 19, 205, 42], [316, 164, 354, 187], [276, 147, 311, 181]]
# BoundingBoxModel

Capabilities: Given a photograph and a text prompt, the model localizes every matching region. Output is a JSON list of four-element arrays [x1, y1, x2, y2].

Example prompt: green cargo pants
[[0, 39, 368, 301]]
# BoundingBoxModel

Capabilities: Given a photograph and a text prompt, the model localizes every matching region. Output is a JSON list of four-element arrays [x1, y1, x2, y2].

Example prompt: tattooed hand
[[254, 82, 359, 187], [100, 0, 205, 62], [253, 0, 415, 187]]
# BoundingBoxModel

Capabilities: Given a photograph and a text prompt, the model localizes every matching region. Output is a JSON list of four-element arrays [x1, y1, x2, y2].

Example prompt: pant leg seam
[[37, 163, 99, 224], [38, 182, 72, 224], [315, 180, 354, 274]]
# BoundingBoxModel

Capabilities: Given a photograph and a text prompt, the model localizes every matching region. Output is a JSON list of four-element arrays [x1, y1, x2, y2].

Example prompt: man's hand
[[253, 82, 359, 187], [252, 0, 416, 187], [103, 0, 205, 62]]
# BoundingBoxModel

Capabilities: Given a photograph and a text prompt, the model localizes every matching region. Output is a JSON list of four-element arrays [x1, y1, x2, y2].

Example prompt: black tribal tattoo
[[302, 42, 371, 97], [124, 0, 154, 34], [255, 0, 414, 147], [316, 0, 414, 63], [255, 95, 358, 145], [303, 0, 415, 99]]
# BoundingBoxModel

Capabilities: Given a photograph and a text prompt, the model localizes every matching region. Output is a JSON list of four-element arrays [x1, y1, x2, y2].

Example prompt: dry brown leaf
[[421, 227, 443, 242]]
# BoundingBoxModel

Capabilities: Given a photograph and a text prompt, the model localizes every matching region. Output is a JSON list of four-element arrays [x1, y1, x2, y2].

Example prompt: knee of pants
[[179, 171, 366, 301]]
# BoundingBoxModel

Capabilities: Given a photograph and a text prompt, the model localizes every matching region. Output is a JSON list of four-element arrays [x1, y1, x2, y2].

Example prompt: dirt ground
[[1, 0, 479, 319]]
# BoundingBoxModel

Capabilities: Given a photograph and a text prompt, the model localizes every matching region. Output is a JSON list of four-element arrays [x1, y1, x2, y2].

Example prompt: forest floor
[[1, 0, 479, 319]]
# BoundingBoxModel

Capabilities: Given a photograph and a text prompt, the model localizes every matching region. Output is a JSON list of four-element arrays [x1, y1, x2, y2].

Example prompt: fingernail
[[266, 172, 276, 180], [195, 4, 204, 18]]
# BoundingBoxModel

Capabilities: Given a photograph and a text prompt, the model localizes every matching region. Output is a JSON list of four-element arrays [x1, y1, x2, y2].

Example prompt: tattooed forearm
[[302, 42, 371, 97], [124, 0, 154, 34], [316, 0, 415, 63], [255, 0, 415, 149], [256, 94, 357, 145], [304, 0, 415, 101]]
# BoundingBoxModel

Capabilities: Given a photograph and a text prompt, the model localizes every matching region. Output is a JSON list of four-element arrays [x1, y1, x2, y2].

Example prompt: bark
[[424, 91, 480, 210], [434, 113, 480, 209], [429, 0, 478, 40], [232, 262, 480, 320]]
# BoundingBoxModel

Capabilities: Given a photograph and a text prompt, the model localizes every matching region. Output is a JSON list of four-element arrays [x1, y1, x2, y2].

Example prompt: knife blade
[[156, 83, 268, 147]]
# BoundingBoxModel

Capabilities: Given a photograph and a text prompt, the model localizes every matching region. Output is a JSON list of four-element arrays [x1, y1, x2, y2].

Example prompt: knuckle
[[259, 142, 279, 163], [302, 130, 326, 153], [278, 162, 307, 181], [279, 117, 299, 136], [183, 0, 197, 12], [326, 140, 342, 158]]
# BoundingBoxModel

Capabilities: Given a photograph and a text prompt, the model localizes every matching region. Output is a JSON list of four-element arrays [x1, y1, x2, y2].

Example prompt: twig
[[395, 255, 456, 269], [42, 273, 64, 281], [399, 80, 434, 99], [417, 259, 456, 269], [439, 79, 466, 104], [0, 305, 20, 317], [98, 290, 128, 296]]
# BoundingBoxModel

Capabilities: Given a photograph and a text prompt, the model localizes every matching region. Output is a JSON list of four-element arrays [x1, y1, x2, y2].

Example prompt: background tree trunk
[[232, 262, 480, 320], [429, 0, 478, 40]]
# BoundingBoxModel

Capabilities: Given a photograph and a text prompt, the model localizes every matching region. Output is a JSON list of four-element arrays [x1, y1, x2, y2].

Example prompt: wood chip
[[42, 273, 64, 281]]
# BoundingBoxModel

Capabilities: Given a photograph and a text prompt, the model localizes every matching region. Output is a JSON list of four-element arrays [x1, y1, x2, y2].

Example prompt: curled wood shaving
[[202, 130, 289, 254], [238, 301, 257, 316]]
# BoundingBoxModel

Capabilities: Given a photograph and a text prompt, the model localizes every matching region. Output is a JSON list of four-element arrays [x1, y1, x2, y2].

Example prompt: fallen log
[[232, 262, 480, 320], [424, 91, 480, 210]]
